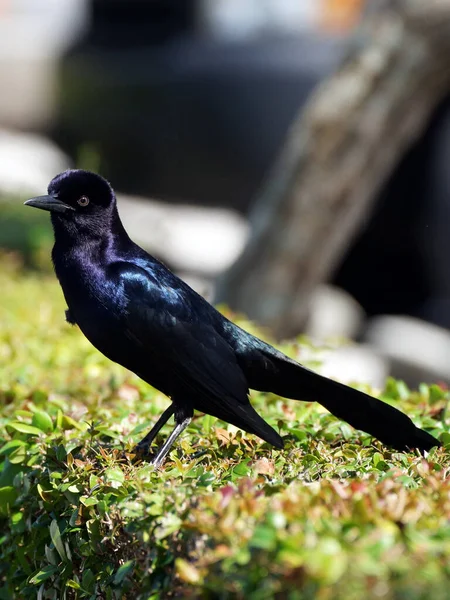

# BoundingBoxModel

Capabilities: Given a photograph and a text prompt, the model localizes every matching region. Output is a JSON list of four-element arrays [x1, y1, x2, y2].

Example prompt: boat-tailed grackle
[[25, 170, 440, 467]]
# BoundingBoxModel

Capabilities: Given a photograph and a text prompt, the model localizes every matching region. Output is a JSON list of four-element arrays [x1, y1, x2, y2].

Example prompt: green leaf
[[429, 384, 447, 404], [68, 484, 82, 494], [372, 452, 384, 467], [0, 460, 23, 488], [81, 569, 95, 592], [0, 486, 17, 516], [104, 467, 125, 488], [202, 414, 217, 434], [113, 560, 134, 586], [154, 514, 182, 540], [80, 496, 98, 507], [61, 415, 85, 430], [7, 422, 42, 436], [175, 558, 202, 584], [0, 439, 27, 455], [89, 474, 100, 489], [45, 544, 58, 566], [440, 432, 450, 448], [375, 460, 389, 472], [290, 428, 308, 441], [16, 546, 33, 575], [231, 461, 250, 478], [31, 410, 53, 433], [8, 444, 27, 464], [50, 519, 67, 562], [198, 472, 215, 487], [29, 565, 59, 585]]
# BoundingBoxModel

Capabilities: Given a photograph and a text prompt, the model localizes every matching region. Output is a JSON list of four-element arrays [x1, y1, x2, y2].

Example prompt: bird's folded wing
[[117, 264, 250, 411]]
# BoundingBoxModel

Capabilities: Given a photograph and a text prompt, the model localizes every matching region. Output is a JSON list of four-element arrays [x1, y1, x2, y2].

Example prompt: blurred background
[[2, 0, 450, 388]]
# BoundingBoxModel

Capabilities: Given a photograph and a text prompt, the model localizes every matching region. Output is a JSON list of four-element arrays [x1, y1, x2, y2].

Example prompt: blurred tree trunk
[[216, 0, 450, 339]]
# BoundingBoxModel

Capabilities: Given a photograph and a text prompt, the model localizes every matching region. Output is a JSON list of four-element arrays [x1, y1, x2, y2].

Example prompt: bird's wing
[[115, 262, 250, 409], [109, 261, 284, 447]]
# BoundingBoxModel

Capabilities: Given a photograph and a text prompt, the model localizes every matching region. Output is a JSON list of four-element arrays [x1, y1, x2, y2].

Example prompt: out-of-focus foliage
[[0, 202, 53, 270], [0, 259, 448, 599]]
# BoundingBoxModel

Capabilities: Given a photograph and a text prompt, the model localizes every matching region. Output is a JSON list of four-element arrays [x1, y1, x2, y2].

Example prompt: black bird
[[25, 170, 440, 467]]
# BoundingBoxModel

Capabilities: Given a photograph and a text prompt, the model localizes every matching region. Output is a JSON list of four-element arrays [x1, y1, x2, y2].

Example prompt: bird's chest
[[55, 259, 126, 350]]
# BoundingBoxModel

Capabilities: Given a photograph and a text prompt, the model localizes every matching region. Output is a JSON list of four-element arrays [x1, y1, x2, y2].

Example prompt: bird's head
[[24, 170, 118, 236]]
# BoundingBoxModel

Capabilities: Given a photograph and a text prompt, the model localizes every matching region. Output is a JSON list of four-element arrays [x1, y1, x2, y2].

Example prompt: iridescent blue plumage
[[24, 170, 440, 466]]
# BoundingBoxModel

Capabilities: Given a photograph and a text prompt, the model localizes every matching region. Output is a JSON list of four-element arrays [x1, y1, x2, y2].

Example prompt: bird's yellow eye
[[77, 196, 90, 207]]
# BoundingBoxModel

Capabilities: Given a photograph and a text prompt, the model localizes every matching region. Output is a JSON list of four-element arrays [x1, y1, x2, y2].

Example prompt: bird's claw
[[130, 444, 155, 463]]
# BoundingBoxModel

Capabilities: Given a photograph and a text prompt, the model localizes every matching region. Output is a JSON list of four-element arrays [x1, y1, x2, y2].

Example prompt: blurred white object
[[365, 315, 450, 385], [0, 0, 89, 127], [178, 272, 214, 301], [317, 343, 389, 388], [0, 129, 70, 196], [199, 0, 319, 39], [0, 0, 88, 57], [305, 284, 365, 340], [118, 194, 249, 276]]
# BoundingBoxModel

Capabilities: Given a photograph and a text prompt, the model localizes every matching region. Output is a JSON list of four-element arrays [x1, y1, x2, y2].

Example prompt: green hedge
[[0, 260, 448, 599]]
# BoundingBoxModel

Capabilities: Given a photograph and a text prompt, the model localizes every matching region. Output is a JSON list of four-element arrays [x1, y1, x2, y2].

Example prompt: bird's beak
[[24, 195, 75, 214]]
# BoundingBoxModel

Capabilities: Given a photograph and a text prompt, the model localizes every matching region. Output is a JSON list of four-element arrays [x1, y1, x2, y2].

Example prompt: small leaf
[[80, 496, 98, 507], [154, 514, 182, 540], [0, 439, 27, 455], [202, 414, 217, 434], [7, 422, 42, 436], [37, 483, 53, 503], [290, 429, 308, 441], [104, 467, 124, 488], [8, 445, 27, 464], [429, 384, 447, 404], [68, 484, 81, 494], [29, 565, 58, 585], [0, 486, 17, 516], [89, 474, 100, 489], [232, 461, 250, 478], [69, 507, 80, 527], [440, 432, 450, 448], [198, 471, 215, 487], [375, 460, 389, 472], [45, 544, 58, 566], [50, 519, 67, 562], [81, 569, 95, 592], [32, 411, 53, 433], [175, 558, 202, 584], [372, 452, 384, 467], [61, 415, 85, 430], [113, 560, 134, 585]]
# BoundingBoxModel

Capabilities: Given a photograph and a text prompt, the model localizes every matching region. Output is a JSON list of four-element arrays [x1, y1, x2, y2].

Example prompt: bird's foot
[[151, 454, 166, 470], [131, 443, 154, 463], [130, 444, 165, 469]]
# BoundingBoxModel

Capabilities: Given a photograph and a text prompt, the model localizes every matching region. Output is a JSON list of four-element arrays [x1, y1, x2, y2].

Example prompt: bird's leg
[[133, 404, 175, 455], [151, 417, 192, 469]]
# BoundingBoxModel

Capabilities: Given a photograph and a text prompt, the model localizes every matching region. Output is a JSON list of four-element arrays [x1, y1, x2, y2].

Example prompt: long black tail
[[244, 346, 440, 452]]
